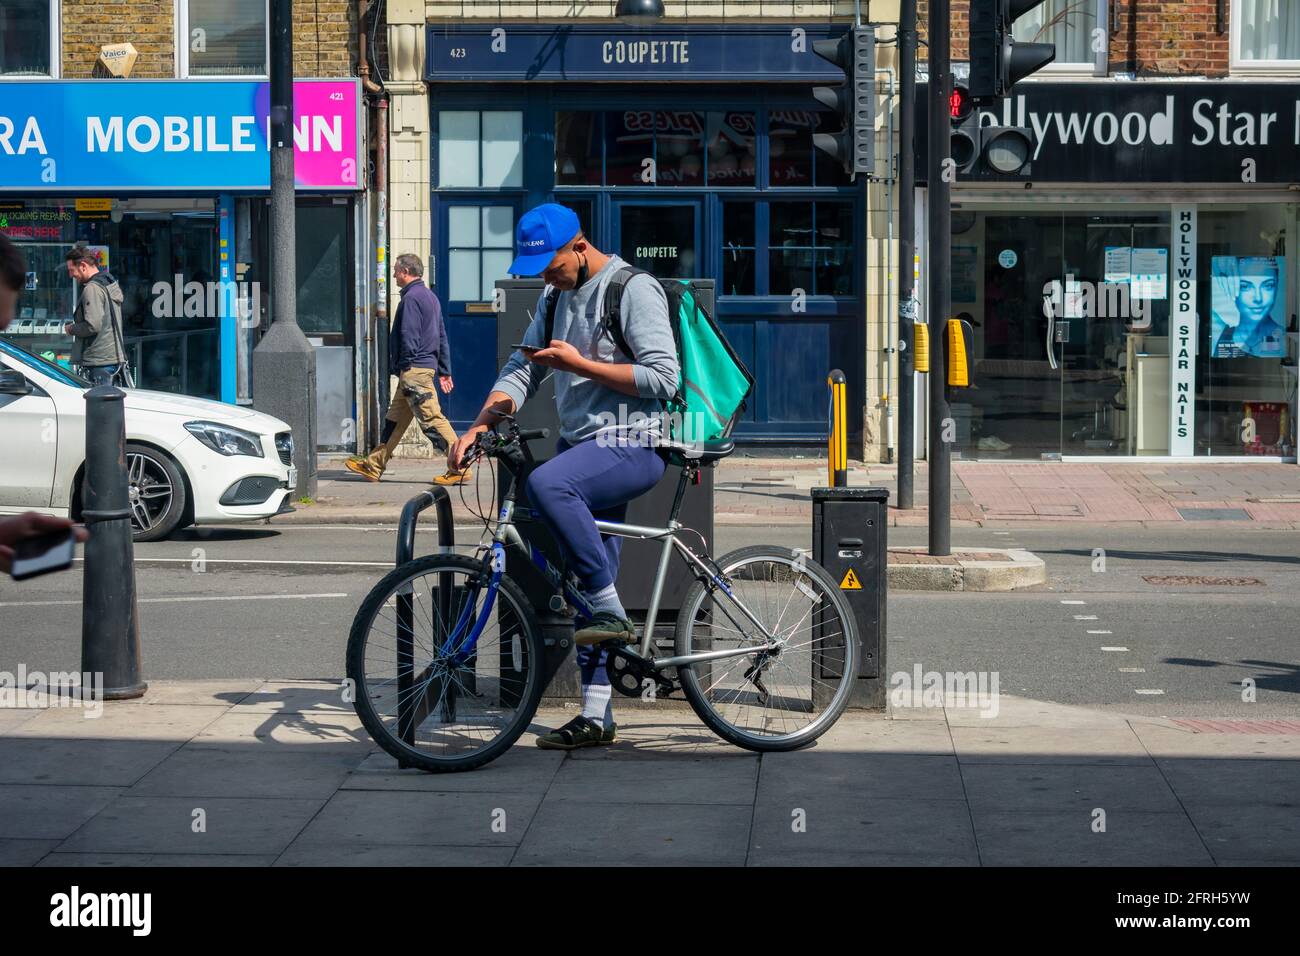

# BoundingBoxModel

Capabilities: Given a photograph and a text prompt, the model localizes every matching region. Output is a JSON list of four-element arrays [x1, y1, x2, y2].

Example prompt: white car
[[0, 338, 296, 541]]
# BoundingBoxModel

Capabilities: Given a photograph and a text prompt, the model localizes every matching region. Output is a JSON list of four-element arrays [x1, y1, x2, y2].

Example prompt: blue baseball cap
[[509, 203, 581, 276]]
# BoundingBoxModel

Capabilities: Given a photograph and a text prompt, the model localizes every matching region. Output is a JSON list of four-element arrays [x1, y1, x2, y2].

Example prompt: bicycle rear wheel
[[347, 554, 546, 772], [675, 545, 858, 752]]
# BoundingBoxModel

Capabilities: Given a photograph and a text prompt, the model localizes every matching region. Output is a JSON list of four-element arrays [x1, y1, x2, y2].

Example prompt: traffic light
[[949, 84, 979, 173], [811, 26, 876, 175], [947, 81, 1036, 176], [969, 0, 1056, 101]]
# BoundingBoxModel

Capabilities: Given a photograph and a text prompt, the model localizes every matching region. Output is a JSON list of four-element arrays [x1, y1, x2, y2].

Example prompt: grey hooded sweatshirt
[[70, 270, 127, 367]]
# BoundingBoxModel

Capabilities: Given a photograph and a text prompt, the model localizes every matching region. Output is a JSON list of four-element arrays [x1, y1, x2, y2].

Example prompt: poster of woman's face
[[1211, 256, 1287, 359]]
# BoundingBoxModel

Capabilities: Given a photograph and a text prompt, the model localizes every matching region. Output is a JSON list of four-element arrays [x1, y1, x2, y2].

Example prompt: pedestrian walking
[[63, 242, 130, 387]]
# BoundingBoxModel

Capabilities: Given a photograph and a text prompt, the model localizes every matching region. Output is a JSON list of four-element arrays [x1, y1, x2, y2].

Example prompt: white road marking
[[1119, 667, 1146, 673], [0, 593, 348, 608], [1100, 646, 1129, 652], [1134, 689, 1165, 695], [1073, 615, 1099, 620], [1087, 629, 1113, 635], [1061, 600, 1086, 605]]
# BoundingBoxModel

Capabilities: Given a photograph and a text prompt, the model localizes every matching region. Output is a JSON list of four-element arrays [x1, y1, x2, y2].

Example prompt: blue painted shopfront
[[428, 24, 866, 444]]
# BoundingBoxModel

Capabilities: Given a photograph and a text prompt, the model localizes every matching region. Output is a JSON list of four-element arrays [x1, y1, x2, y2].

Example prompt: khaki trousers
[[366, 368, 459, 472]]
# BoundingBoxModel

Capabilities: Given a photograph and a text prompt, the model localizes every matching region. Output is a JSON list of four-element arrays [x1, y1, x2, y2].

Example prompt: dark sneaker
[[535, 715, 617, 750], [573, 611, 636, 647]]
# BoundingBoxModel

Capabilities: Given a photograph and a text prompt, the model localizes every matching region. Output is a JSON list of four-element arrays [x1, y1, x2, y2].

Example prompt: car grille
[[275, 432, 293, 466]]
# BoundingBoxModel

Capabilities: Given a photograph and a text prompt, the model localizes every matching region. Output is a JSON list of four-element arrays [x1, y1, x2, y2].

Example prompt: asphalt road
[[2, 520, 1296, 719]]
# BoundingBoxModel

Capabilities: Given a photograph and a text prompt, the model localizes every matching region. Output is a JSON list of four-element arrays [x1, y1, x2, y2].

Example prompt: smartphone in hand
[[9, 529, 76, 581]]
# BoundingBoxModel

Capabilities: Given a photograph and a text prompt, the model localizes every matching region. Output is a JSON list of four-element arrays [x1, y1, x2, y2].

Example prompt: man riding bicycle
[[447, 203, 679, 751]]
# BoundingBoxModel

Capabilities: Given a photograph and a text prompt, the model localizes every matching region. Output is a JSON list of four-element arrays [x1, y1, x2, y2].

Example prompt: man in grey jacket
[[63, 244, 127, 386], [447, 203, 680, 750]]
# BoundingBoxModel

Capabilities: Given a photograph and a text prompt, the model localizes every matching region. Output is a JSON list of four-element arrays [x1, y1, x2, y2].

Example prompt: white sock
[[586, 582, 626, 619], [581, 682, 613, 729]]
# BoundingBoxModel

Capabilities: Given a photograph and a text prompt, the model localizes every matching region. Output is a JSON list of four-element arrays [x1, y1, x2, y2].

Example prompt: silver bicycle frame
[[498, 508, 781, 668]]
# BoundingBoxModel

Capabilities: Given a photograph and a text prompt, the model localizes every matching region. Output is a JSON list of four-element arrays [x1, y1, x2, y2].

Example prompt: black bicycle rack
[[393, 487, 455, 768]]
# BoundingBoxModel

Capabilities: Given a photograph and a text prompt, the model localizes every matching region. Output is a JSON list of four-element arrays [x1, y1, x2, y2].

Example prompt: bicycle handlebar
[[518, 427, 550, 441]]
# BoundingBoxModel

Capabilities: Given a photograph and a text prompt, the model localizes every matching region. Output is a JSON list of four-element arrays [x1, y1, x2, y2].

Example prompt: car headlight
[[184, 421, 265, 458]]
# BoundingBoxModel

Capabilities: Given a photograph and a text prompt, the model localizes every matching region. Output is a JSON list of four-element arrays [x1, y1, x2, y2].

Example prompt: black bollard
[[81, 385, 146, 700]]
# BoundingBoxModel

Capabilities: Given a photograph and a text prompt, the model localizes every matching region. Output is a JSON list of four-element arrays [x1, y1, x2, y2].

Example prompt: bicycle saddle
[[658, 437, 735, 464]]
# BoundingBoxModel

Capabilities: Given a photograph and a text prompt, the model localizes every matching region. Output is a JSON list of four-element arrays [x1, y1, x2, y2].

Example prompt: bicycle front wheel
[[347, 554, 546, 772], [675, 545, 858, 752]]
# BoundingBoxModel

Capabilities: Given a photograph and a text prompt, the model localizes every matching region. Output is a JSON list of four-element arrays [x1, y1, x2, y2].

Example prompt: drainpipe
[[357, 0, 388, 445]]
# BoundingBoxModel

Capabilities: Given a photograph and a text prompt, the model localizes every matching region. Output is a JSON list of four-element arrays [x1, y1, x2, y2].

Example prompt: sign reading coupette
[[0, 79, 362, 192]]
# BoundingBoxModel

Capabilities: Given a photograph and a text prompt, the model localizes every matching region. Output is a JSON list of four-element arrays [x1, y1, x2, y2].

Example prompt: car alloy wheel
[[126, 450, 176, 534]]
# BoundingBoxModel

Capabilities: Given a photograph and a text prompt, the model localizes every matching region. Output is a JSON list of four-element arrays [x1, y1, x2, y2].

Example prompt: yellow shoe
[[433, 468, 473, 486], [344, 457, 382, 482]]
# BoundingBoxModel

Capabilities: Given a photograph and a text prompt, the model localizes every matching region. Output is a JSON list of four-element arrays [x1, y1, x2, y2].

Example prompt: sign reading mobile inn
[[939, 82, 1300, 183]]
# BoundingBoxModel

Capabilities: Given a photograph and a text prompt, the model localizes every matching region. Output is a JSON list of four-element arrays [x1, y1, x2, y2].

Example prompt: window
[[722, 203, 756, 296], [1011, 0, 1106, 73], [447, 206, 514, 302], [769, 202, 854, 296], [181, 0, 268, 77], [556, 111, 756, 187], [769, 110, 852, 187], [0, 0, 57, 78], [1233, 0, 1300, 69], [439, 111, 523, 188]]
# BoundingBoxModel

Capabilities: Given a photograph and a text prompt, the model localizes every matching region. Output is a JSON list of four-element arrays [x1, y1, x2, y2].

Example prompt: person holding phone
[[447, 204, 679, 750], [0, 235, 89, 578]]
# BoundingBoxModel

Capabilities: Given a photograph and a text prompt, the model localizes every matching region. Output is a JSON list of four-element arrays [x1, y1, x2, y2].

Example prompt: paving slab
[[548, 753, 757, 805], [949, 724, 1151, 764], [0, 709, 45, 734], [799, 716, 955, 754], [189, 710, 375, 753], [128, 746, 362, 800], [943, 695, 1138, 729], [760, 752, 965, 802], [972, 809, 1214, 866], [748, 796, 979, 865], [38, 852, 279, 867], [959, 763, 1183, 812], [514, 799, 752, 866], [227, 680, 355, 715], [56, 796, 326, 856], [0, 737, 183, 787], [293, 789, 542, 847], [1153, 757, 1300, 808], [0, 784, 122, 840], [344, 748, 563, 792], [0, 838, 61, 866], [124, 680, 261, 708], [1130, 722, 1300, 759], [1185, 804, 1300, 863], [8, 703, 225, 741], [275, 843, 515, 866]]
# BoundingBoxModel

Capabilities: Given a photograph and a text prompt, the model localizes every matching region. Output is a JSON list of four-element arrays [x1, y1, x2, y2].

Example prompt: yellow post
[[827, 369, 847, 486]]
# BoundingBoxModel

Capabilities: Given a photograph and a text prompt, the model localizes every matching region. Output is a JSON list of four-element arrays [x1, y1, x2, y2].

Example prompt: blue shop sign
[[0, 79, 363, 193], [426, 24, 849, 83]]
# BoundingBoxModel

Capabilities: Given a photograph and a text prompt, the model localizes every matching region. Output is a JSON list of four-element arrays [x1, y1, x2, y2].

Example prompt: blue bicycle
[[346, 416, 859, 772]]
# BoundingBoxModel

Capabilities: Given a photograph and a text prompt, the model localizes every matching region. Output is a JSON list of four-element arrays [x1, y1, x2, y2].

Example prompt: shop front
[[424, 24, 867, 445], [0, 79, 366, 449], [940, 82, 1299, 461]]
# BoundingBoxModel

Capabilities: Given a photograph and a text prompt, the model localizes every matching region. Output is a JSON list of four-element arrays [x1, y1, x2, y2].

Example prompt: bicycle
[[346, 415, 860, 772]]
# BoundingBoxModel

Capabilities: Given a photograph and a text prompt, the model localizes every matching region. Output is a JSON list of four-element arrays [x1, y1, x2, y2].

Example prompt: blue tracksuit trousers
[[524, 436, 666, 726]]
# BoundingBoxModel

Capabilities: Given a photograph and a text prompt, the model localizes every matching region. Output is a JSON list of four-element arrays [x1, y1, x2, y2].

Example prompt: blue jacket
[[389, 281, 452, 376]]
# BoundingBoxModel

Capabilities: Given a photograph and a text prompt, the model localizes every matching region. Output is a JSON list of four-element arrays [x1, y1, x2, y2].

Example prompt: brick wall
[[917, 1, 1231, 77], [61, 1, 175, 77], [60, 1, 359, 79]]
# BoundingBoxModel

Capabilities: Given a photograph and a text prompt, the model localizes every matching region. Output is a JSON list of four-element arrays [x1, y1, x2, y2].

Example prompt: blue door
[[612, 199, 702, 279], [436, 199, 521, 429]]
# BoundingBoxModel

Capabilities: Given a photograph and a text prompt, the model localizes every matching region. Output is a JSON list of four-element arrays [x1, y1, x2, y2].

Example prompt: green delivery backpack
[[544, 267, 754, 460]]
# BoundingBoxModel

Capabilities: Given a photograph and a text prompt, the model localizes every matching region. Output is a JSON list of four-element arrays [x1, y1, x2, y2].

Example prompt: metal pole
[[897, 0, 917, 510], [81, 386, 146, 699], [927, 0, 952, 555], [252, 0, 317, 497]]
